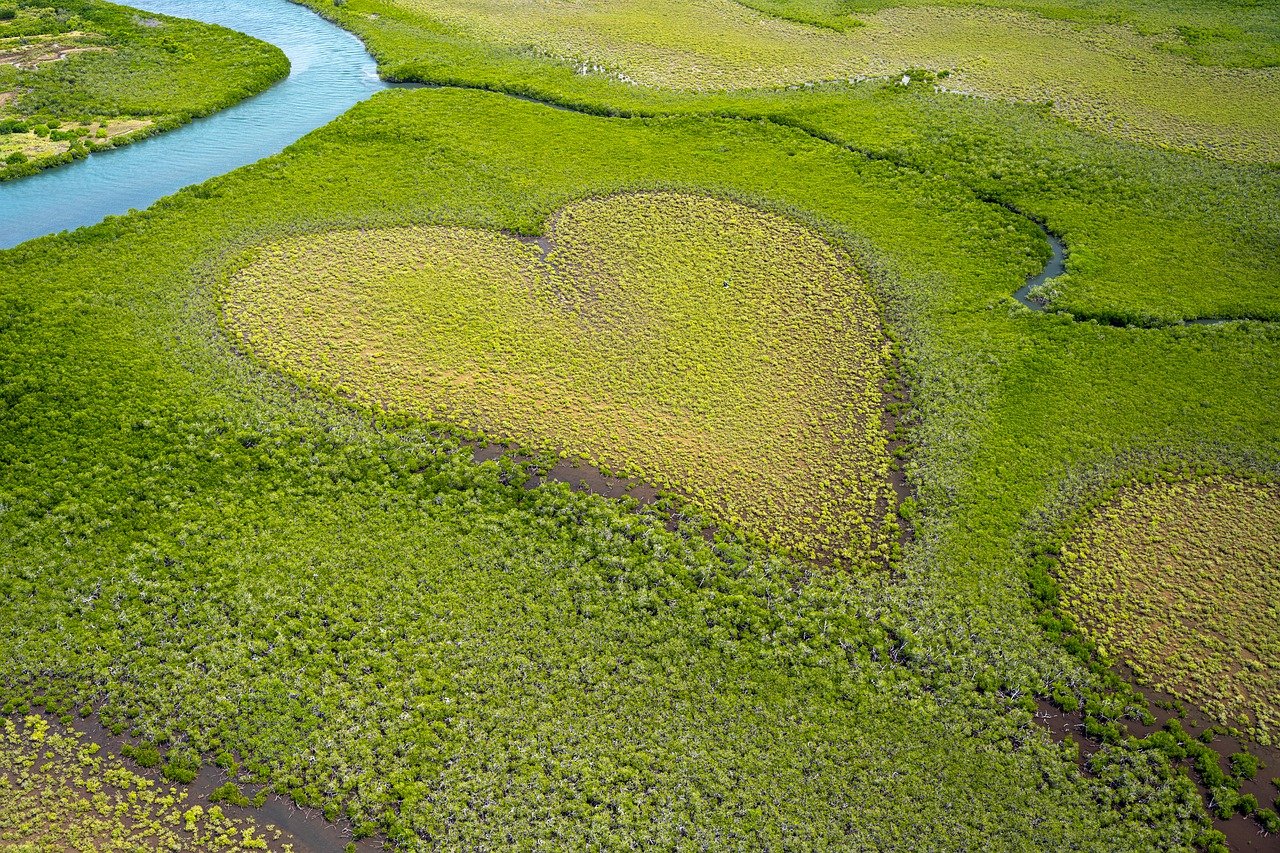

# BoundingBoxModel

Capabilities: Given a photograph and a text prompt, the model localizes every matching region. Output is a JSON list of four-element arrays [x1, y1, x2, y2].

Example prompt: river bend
[[0, 0, 386, 250]]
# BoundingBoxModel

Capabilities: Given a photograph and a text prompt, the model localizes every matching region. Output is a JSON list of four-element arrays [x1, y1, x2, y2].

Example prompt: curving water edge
[[1014, 221, 1237, 326], [1014, 221, 1066, 310], [0, 0, 390, 250]]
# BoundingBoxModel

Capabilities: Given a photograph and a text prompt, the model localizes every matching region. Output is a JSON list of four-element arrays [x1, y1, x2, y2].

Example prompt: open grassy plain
[[0, 0, 287, 178], [358, 0, 1280, 160], [738, 0, 1280, 68], [1, 0, 1278, 849], [308, 0, 1280, 323]]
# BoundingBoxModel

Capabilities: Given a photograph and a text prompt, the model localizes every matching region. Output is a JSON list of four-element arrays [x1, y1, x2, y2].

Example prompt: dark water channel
[[0, 0, 389, 249], [1015, 221, 1066, 309]]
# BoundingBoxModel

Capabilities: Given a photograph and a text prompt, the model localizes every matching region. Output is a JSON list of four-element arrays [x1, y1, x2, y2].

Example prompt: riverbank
[[0, 0, 387, 248], [0, 0, 288, 181]]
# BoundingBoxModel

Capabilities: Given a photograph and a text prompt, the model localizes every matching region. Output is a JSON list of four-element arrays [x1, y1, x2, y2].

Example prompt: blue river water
[[0, 0, 387, 249]]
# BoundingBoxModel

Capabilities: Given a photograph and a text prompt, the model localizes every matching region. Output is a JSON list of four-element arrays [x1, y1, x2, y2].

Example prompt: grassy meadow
[[361, 0, 1280, 160], [0, 0, 1277, 849], [305, 0, 1280, 323], [0, 0, 287, 178]]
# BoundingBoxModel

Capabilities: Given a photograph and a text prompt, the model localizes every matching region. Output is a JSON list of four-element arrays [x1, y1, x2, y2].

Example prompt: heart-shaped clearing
[[222, 193, 892, 564]]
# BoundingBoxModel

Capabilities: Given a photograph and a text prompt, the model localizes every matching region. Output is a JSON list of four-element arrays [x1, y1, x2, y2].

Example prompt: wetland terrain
[[0, 0, 1277, 850]]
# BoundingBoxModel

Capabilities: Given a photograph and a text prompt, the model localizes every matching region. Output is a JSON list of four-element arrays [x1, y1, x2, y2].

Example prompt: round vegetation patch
[[1057, 476, 1280, 743], [222, 192, 893, 566]]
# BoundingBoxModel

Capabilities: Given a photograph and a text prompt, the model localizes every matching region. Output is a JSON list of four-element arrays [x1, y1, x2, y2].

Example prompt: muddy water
[[0, 0, 390, 249], [1035, 691, 1280, 851], [28, 709, 379, 852]]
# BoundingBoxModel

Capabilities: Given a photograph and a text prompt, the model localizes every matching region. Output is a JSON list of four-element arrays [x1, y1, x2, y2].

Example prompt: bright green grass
[[0, 716, 271, 851], [1, 87, 1252, 847], [303, 0, 1280, 323], [1057, 476, 1280, 744], [0, 0, 288, 179], [373, 0, 1280, 160], [222, 193, 893, 565]]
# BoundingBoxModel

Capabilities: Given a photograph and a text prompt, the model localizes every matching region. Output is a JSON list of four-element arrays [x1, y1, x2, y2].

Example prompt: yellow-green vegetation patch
[[0, 30, 109, 68], [223, 192, 893, 565], [0, 116, 149, 166], [1057, 476, 1280, 743], [386, 0, 1279, 160], [0, 715, 272, 850]]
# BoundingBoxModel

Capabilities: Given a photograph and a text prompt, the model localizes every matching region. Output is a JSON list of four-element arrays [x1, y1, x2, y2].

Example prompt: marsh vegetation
[[0, 0, 1276, 849], [223, 193, 894, 565]]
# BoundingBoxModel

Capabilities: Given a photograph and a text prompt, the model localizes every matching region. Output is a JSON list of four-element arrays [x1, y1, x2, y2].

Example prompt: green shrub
[[120, 742, 160, 769], [210, 781, 251, 807], [161, 751, 199, 784], [1209, 787, 1238, 819], [1230, 750, 1261, 780]]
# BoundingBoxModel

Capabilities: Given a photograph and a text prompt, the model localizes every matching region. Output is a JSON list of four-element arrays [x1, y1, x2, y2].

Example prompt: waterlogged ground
[[387, 0, 1280, 159], [0, 0, 1278, 850], [0, 715, 274, 851], [1057, 476, 1280, 744], [222, 193, 894, 565]]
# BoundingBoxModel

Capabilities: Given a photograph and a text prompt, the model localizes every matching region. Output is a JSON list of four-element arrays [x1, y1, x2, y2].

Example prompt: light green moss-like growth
[[0, 716, 270, 850], [223, 193, 893, 565], [1059, 477, 1280, 743]]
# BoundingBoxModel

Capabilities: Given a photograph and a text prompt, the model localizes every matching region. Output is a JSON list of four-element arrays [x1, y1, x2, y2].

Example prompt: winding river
[[0, 0, 388, 250], [15, 0, 1226, 326]]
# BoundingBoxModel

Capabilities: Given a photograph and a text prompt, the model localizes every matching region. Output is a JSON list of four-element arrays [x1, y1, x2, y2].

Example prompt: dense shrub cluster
[[1, 0, 1277, 843], [3, 84, 1263, 846]]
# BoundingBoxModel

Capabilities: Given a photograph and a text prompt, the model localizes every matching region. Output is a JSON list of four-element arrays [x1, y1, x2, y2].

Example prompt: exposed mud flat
[[1035, 688, 1280, 852], [20, 709, 382, 852]]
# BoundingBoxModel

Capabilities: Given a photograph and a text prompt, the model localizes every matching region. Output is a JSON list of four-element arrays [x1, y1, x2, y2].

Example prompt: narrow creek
[[1015, 221, 1066, 309], [0, 0, 388, 250], [0, 1, 1252, 849]]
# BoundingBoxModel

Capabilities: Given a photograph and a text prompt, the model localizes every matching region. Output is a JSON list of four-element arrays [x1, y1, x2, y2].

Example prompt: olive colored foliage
[[379, 0, 1280, 160], [223, 193, 893, 564], [303, 0, 1280, 323], [1, 87, 1256, 848], [0, 715, 271, 851], [0, 0, 287, 178], [1058, 476, 1280, 744], [737, 0, 1280, 68]]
